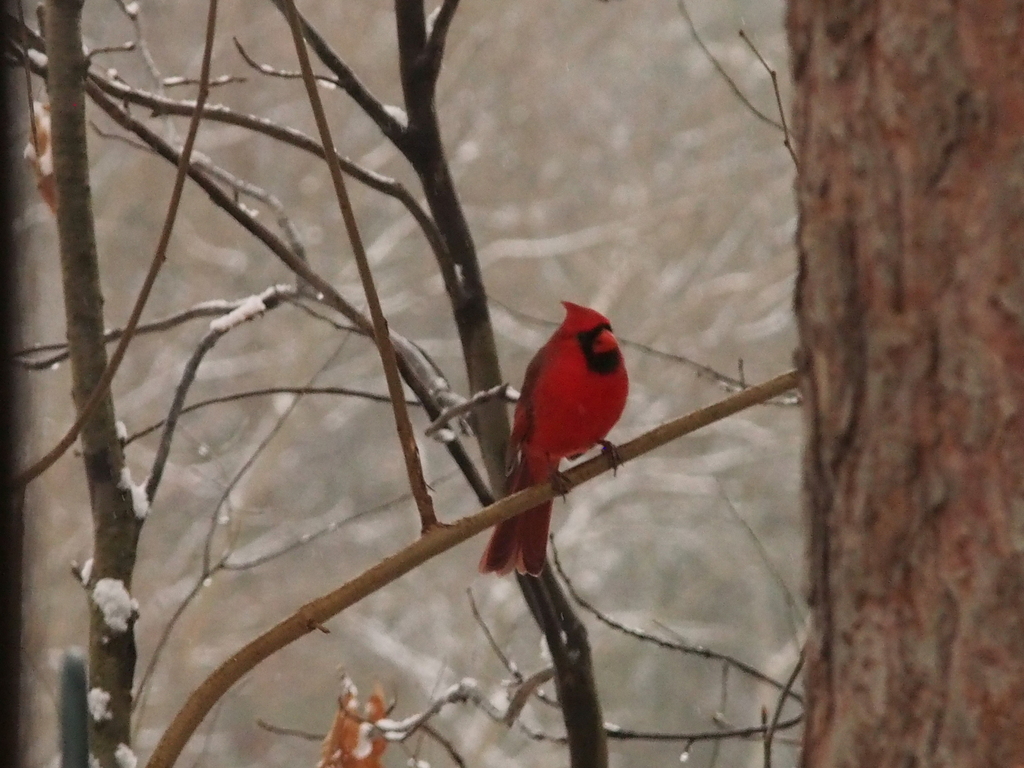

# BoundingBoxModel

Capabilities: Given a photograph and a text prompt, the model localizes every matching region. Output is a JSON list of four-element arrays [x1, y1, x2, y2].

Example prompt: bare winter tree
[[788, 0, 1024, 765], [10, 1, 806, 767]]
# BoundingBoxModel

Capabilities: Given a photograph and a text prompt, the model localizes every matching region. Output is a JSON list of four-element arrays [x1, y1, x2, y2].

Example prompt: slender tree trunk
[[393, 5, 608, 765], [788, 1, 1024, 765], [46, 0, 142, 765]]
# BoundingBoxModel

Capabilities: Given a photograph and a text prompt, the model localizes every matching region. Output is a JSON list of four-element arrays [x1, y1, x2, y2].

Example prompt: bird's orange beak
[[591, 328, 618, 353]]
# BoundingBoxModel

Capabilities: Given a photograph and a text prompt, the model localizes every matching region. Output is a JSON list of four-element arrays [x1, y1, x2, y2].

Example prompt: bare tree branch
[[738, 29, 798, 169], [422, 0, 461, 81], [14, 291, 298, 369], [4, 25, 443, 264], [281, 0, 439, 531], [135, 340, 349, 729], [549, 540, 804, 705], [715, 482, 804, 637], [264, 0, 410, 148], [676, 0, 781, 130], [145, 285, 291, 504], [85, 69, 448, 264], [232, 36, 338, 87], [222, 473, 458, 572], [125, 385, 419, 446], [467, 589, 519, 680], [12, 0, 219, 490], [9, 19, 491, 505], [763, 646, 804, 768], [423, 383, 517, 439]]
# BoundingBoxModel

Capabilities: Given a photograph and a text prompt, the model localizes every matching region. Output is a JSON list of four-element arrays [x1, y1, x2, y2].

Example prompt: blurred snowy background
[[14, 0, 802, 765]]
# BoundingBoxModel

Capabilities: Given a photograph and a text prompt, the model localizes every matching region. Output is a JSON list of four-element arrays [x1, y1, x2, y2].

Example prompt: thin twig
[[222, 472, 458, 572], [715, 481, 803, 638], [109, 0, 166, 96], [162, 73, 245, 88], [107, 0, 178, 139], [255, 720, 322, 741], [145, 285, 291, 504], [134, 339, 350, 730], [86, 41, 136, 59], [232, 36, 339, 87], [423, 383, 517, 438], [14, 290, 298, 369], [89, 113, 309, 273], [419, 723, 467, 768], [11, 0, 220, 489], [467, 589, 518, 678], [125, 385, 418, 446], [764, 646, 805, 768], [282, 0, 439, 532], [737, 29, 798, 169], [131, 576, 205, 727], [422, 0, 461, 80], [88, 119, 153, 153], [603, 716, 801, 743], [265, 0, 409, 149], [503, 667, 555, 726], [708, 662, 730, 768], [193, 150, 310, 265], [88, 68, 446, 260], [549, 540, 803, 705], [676, 0, 782, 130]]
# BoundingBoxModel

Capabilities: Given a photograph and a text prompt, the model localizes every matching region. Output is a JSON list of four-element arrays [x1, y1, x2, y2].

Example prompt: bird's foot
[[549, 468, 572, 499], [599, 440, 624, 476]]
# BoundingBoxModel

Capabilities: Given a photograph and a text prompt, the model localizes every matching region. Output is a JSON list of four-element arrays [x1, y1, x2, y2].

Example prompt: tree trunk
[[46, 0, 142, 764], [788, 1, 1024, 766]]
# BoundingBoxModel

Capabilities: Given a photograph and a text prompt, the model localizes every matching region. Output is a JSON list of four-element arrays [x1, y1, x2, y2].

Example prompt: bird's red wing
[[506, 342, 548, 483]]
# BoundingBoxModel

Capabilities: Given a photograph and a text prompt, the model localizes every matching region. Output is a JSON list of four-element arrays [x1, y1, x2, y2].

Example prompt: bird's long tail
[[478, 454, 553, 576]]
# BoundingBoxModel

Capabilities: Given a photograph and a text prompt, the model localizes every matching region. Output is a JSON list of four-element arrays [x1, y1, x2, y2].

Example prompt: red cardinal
[[479, 301, 629, 576]]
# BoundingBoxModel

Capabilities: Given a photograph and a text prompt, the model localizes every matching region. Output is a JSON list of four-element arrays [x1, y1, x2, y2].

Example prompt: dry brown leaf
[[23, 100, 57, 214], [317, 682, 388, 768]]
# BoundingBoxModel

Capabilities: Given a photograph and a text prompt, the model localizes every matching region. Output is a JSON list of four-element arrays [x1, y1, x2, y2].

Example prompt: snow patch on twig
[[209, 293, 266, 332]]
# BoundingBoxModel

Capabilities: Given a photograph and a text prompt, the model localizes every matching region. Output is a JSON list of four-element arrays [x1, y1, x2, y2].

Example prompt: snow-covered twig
[[232, 36, 341, 88], [145, 285, 292, 503], [370, 677, 559, 744], [423, 383, 518, 440], [13, 291, 296, 369]]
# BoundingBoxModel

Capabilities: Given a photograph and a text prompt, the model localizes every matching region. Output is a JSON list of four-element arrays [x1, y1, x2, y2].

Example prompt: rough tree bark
[[788, 1, 1024, 766], [46, 0, 142, 765]]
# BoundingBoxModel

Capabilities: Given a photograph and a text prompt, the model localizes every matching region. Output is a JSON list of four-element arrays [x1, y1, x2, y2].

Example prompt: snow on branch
[[209, 286, 285, 332], [91, 579, 138, 633], [118, 466, 150, 519], [423, 383, 519, 441]]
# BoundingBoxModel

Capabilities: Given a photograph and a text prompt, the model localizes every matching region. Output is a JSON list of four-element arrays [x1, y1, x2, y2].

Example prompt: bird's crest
[[560, 301, 612, 334]]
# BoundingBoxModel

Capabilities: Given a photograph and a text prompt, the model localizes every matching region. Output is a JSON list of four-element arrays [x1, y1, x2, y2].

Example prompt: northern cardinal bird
[[479, 301, 629, 576]]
